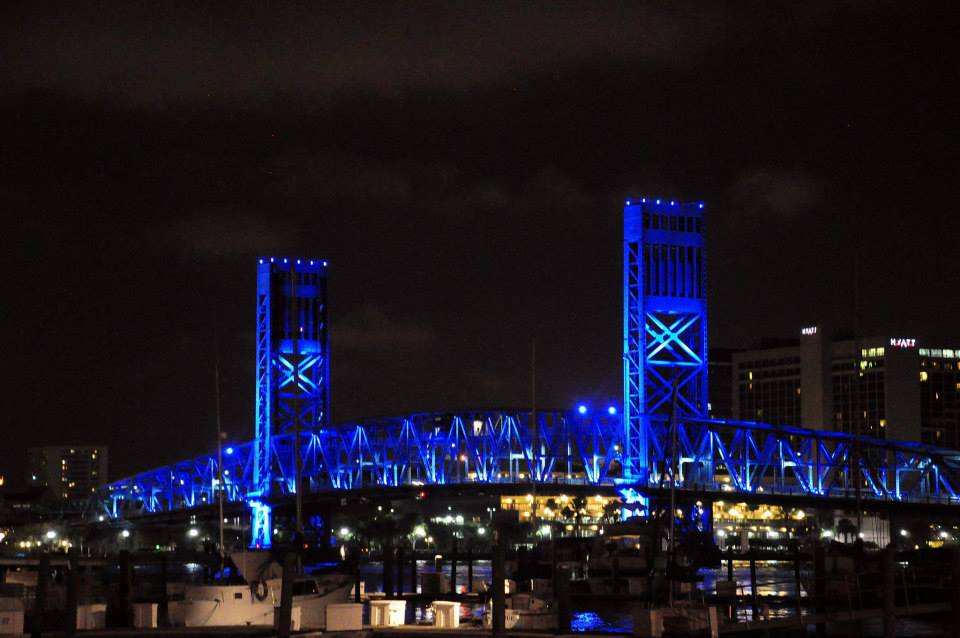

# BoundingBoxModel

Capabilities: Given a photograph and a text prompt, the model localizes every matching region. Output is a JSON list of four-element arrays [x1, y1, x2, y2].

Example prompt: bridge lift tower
[[623, 198, 708, 496], [248, 257, 330, 548]]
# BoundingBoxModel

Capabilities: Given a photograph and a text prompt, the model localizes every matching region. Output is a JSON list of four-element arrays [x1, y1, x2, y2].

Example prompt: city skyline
[[4, 2, 959, 483]]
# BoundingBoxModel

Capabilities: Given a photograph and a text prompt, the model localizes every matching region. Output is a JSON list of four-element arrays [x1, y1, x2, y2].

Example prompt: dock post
[[277, 552, 296, 638], [467, 547, 474, 592], [383, 541, 394, 598], [952, 548, 960, 638], [411, 550, 418, 594], [727, 547, 734, 581], [32, 552, 50, 638], [492, 531, 506, 637], [450, 538, 458, 594], [65, 548, 78, 636], [159, 552, 168, 627], [814, 544, 825, 638], [118, 550, 132, 628], [793, 545, 802, 618], [556, 565, 571, 633], [354, 548, 362, 603], [611, 544, 619, 594], [881, 546, 895, 638], [396, 545, 404, 596], [749, 550, 758, 621]]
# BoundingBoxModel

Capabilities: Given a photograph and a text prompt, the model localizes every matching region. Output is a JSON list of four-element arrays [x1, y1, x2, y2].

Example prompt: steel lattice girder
[[94, 410, 960, 521], [638, 415, 960, 503], [96, 409, 621, 518]]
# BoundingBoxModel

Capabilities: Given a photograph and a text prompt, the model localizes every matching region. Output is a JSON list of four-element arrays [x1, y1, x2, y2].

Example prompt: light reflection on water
[[697, 564, 805, 598], [570, 610, 631, 634]]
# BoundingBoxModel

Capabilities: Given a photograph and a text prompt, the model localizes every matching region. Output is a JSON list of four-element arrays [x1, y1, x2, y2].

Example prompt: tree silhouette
[[837, 518, 858, 544]]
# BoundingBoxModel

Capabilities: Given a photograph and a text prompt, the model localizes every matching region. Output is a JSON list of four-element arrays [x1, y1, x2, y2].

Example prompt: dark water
[[315, 561, 949, 635]]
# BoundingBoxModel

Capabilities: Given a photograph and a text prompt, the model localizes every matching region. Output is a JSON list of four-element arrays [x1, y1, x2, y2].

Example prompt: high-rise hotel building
[[732, 327, 960, 447]]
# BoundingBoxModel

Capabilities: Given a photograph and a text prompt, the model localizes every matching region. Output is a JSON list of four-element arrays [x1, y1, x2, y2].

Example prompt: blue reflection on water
[[571, 610, 631, 634]]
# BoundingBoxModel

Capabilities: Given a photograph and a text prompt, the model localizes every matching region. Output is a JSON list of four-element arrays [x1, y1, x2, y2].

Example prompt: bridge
[[96, 409, 960, 520], [93, 198, 960, 543]]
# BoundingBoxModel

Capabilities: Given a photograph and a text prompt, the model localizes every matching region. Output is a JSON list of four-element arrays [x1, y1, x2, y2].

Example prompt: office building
[[26, 446, 108, 501], [708, 348, 734, 419]]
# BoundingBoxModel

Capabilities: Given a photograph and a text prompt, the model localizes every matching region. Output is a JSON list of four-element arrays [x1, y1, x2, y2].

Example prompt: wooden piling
[[881, 546, 895, 638], [467, 547, 474, 592], [450, 539, 458, 594], [65, 549, 78, 637], [383, 542, 394, 598], [118, 550, 132, 628], [793, 546, 802, 618], [354, 550, 362, 603], [814, 544, 825, 638], [395, 545, 404, 596], [411, 550, 418, 594], [277, 552, 296, 638], [952, 548, 960, 638], [159, 553, 168, 627], [32, 552, 50, 638], [556, 565, 572, 633], [749, 551, 758, 620], [611, 544, 619, 594], [492, 534, 505, 637], [727, 547, 734, 581]]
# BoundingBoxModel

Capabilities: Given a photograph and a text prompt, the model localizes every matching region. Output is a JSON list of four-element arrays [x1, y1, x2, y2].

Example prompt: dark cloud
[[154, 209, 301, 258], [2, 2, 810, 106], [732, 168, 825, 217], [334, 303, 434, 353], [269, 151, 414, 203]]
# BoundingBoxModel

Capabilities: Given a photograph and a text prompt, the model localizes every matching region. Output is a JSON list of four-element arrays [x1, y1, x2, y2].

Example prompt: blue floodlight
[[607, 406, 617, 415], [225, 447, 234, 455], [577, 405, 588, 415]]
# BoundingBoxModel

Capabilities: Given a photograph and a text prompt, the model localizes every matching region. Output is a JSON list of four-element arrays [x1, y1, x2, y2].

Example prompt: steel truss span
[[97, 410, 960, 520]]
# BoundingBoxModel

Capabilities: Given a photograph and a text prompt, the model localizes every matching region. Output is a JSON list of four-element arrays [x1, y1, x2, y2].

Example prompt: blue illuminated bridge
[[95, 408, 960, 522], [92, 199, 960, 540]]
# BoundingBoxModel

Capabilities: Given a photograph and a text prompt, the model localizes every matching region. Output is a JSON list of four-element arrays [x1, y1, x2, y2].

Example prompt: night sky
[[3, 2, 958, 484]]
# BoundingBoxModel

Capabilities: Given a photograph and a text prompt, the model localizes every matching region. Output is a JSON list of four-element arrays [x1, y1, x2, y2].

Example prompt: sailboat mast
[[216, 364, 225, 568]]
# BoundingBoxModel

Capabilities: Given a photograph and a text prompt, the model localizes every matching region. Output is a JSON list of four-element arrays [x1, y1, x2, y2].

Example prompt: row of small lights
[[258, 258, 328, 266], [625, 198, 705, 209]]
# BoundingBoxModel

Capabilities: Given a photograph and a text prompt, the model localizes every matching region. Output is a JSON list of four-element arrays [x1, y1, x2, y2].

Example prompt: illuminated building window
[[921, 371, 929, 381]]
